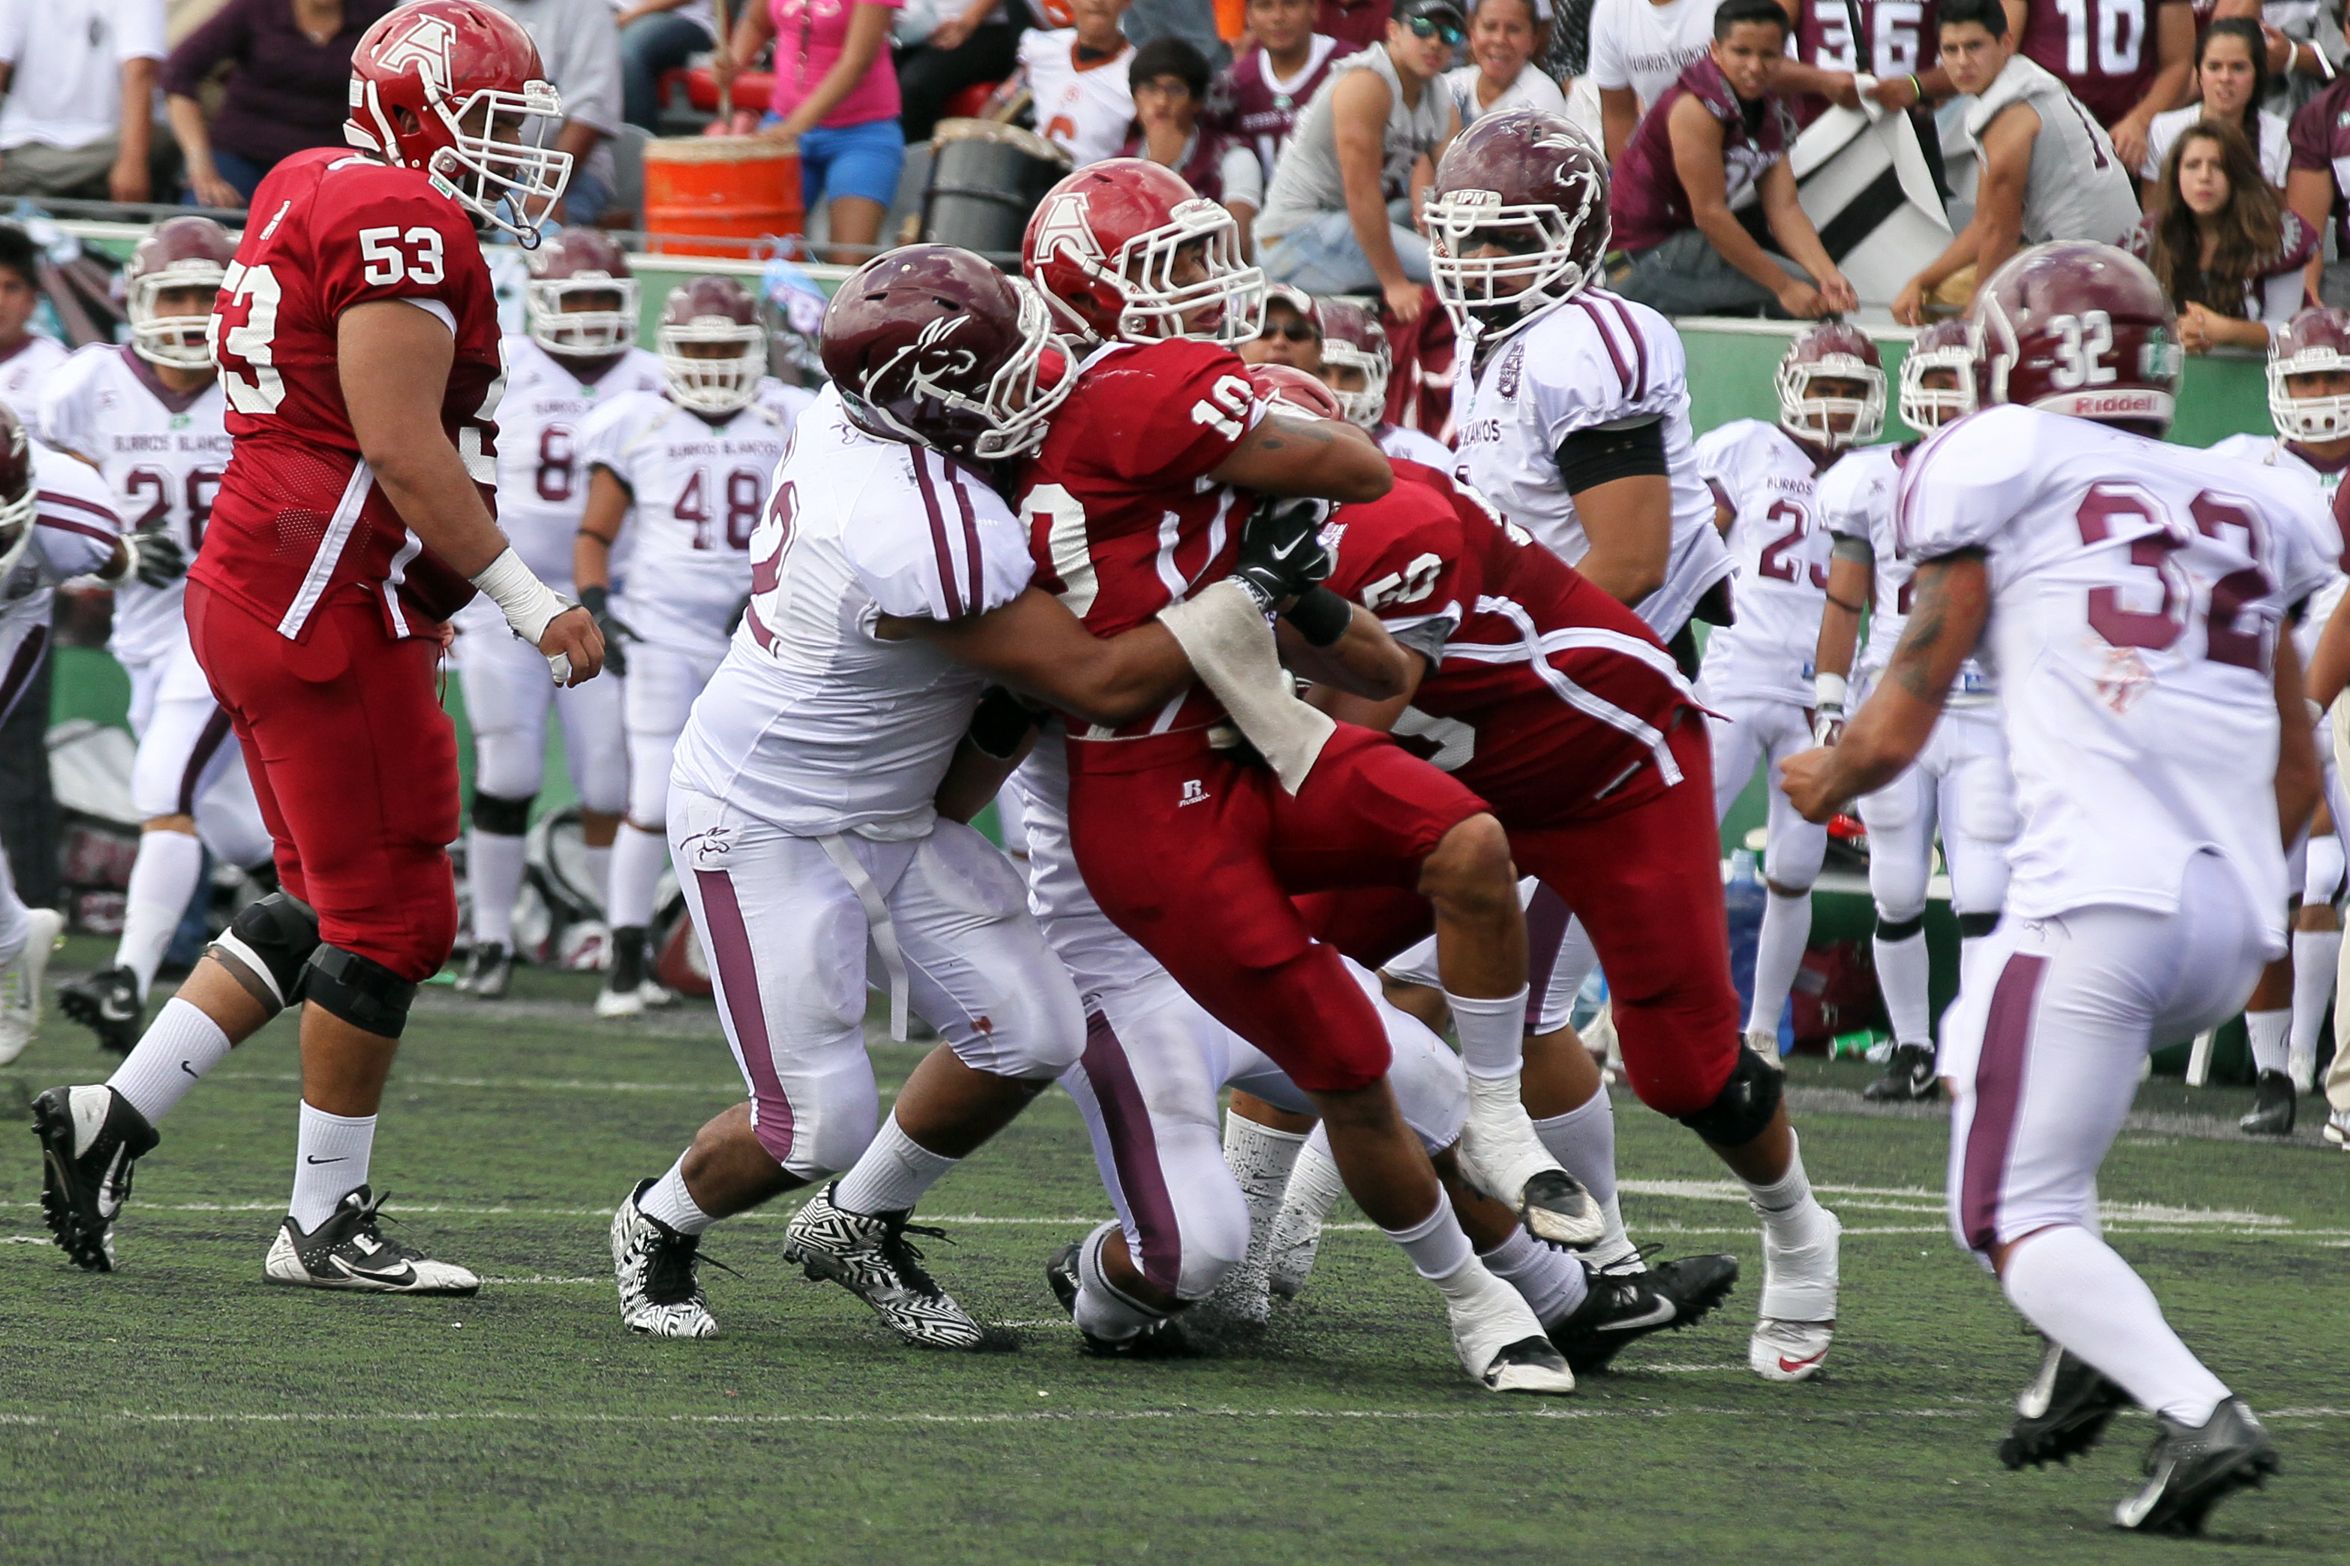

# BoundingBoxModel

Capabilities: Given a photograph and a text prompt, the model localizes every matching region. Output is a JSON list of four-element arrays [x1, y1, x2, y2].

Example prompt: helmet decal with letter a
[[373, 12, 457, 94], [1030, 190, 1102, 272]]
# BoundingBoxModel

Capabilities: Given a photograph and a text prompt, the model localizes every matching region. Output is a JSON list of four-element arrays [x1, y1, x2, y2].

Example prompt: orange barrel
[[641, 135, 803, 259]]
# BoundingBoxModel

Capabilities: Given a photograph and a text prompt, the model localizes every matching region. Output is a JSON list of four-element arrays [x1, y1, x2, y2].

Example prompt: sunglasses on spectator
[[1407, 15, 1467, 45], [1262, 321, 1318, 343]]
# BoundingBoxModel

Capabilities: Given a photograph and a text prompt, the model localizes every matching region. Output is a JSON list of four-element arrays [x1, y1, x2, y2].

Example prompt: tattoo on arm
[[1888, 551, 1980, 700]]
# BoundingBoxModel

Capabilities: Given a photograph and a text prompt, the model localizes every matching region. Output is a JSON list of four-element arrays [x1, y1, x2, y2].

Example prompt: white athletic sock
[[607, 822, 669, 933], [1224, 1113, 1308, 1228], [467, 828, 528, 947], [2289, 930, 2340, 1089], [1873, 926, 1933, 1049], [582, 841, 614, 919], [1747, 889, 1813, 1036], [639, 1152, 713, 1235], [1075, 1220, 1166, 1342], [116, 828, 205, 997], [105, 997, 233, 1124], [2001, 1223, 2231, 1426], [1281, 1126, 1346, 1226], [1480, 1225, 1589, 1328], [1382, 1195, 1474, 1283], [2244, 1008, 2291, 1077], [833, 1111, 959, 1215], [289, 1101, 377, 1230], [1446, 985, 1532, 1080], [1532, 1090, 1633, 1264], [1742, 1131, 1826, 1244]]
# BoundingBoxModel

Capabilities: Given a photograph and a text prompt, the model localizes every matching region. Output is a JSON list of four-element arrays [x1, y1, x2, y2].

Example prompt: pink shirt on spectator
[[770, 0, 904, 127]]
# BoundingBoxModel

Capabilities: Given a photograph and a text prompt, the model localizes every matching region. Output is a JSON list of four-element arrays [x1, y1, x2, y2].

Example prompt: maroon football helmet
[[344, 0, 571, 248], [1317, 299, 1392, 429], [1898, 318, 1976, 433], [2267, 306, 2350, 443], [1022, 158, 1264, 346], [1426, 109, 1610, 343], [1246, 362, 1345, 423], [526, 228, 637, 357], [659, 275, 764, 414], [126, 216, 236, 370], [0, 404, 32, 582], [822, 244, 1074, 460], [1774, 322, 1885, 450], [1971, 242, 2182, 434]]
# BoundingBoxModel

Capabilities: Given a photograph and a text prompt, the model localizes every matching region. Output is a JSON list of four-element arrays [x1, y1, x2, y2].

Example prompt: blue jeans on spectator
[[1259, 209, 1429, 295], [620, 12, 712, 131], [209, 146, 270, 202]]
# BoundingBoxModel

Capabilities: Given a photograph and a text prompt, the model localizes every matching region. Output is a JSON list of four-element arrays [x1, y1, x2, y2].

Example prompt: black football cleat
[[263, 1185, 479, 1294], [1863, 1043, 1940, 1102], [1548, 1251, 1740, 1373], [31, 1084, 159, 1272], [1045, 1240, 1193, 1359], [2000, 1340, 2134, 1469], [2237, 1071, 2296, 1137], [2113, 1398, 2279, 1534], [55, 965, 145, 1056], [455, 941, 513, 1000]]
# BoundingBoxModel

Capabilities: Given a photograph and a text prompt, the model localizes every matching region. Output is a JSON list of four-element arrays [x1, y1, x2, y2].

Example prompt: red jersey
[[1323, 462, 1698, 821], [1017, 337, 1266, 740], [194, 147, 502, 645], [2018, 0, 2185, 127]]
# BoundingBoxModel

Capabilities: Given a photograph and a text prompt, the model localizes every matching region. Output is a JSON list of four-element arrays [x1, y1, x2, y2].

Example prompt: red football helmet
[[1246, 362, 1345, 423], [1426, 109, 1610, 343], [526, 228, 637, 356], [1022, 158, 1264, 347], [126, 216, 236, 370], [1971, 241, 2182, 434], [1898, 318, 1976, 433], [1774, 322, 1885, 451], [659, 275, 765, 414], [822, 244, 1073, 460], [0, 404, 31, 582], [1317, 299, 1392, 429], [2267, 306, 2350, 443], [344, 0, 571, 249]]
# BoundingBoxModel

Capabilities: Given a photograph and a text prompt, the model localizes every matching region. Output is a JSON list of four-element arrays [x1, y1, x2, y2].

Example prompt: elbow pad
[[1554, 418, 1668, 493]]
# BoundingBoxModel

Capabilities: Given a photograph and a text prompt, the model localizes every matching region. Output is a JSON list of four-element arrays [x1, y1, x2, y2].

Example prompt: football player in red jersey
[[33, 0, 602, 1295], [1016, 158, 1591, 1392]]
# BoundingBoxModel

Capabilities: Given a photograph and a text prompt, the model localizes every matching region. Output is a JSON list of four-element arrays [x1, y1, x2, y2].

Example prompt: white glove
[[1812, 672, 1848, 746]]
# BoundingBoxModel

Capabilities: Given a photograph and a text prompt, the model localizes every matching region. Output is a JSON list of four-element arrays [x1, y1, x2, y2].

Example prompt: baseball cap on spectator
[[1263, 283, 1322, 336], [1395, 0, 1468, 37]]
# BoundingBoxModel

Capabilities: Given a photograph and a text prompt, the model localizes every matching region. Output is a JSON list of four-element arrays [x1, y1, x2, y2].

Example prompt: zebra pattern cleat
[[611, 1179, 717, 1339], [783, 1184, 1014, 1352]]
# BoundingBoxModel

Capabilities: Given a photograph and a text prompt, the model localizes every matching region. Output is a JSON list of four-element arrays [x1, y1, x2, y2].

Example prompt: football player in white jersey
[[453, 230, 664, 1000], [1317, 297, 1454, 467], [1786, 244, 2324, 1533], [574, 275, 794, 1019], [0, 408, 149, 1062], [44, 219, 261, 1053], [605, 246, 1216, 1347], [1695, 323, 1881, 1062], [2208, 308, 2350, 1136], [1810, 321, 2018, 1103]]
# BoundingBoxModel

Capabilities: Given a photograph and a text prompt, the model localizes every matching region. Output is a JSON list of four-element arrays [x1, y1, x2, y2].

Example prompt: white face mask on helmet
[[660, 316, 765, 414], [1320, 338, 1389, 429], [1776, 353, 1887, 450], [528, 274, 639, 356], [130, 265, 228, 370], [1897, 343, 1978, 433], [2269, 347, 2350, 443]]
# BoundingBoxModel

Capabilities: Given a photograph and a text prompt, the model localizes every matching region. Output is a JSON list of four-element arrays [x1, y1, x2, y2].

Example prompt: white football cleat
[[1457, 1075, 1604, 1247], [1743, 1029, 1783, 1064], [1443, 1259, 1576, 1394], [2324, 1106, 2350, 1150], [263, 1186, 479, 1294], [611, 1179, 717, 1339], [594, 980, 673, 1020], [1750, 1203, 1841, 1382], [0, 907, 66, 1065]]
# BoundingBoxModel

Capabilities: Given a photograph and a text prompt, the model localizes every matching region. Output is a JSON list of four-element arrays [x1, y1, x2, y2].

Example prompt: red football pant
[[1067, 723, 1485, 1094], [1301, 717, 1742, 1118], [187, 583, 461, 983]]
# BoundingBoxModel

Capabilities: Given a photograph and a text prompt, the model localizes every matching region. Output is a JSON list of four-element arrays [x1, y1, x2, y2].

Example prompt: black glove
[[579, 584, 637, 677], [121, 526, 188, 588], [1232, 497, 1333, 611]]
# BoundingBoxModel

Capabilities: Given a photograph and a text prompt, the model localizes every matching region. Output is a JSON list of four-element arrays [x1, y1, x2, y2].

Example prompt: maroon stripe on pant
[[0, 623, 47, 725], [1959, 950, 2048, 1254], [176, 706, 235, 816], [1078, 1009, 1182, 1295], [694, 867, 797, 1165], [1525, 882, 1572, 1030]]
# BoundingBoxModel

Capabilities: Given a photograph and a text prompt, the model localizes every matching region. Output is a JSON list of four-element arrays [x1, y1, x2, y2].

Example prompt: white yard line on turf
[[0, 1406, 1994, 1428]]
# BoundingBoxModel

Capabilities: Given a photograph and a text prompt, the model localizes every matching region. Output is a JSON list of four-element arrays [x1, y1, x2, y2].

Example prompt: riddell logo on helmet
[[2052, 389, 2164, 418], [375, 14, 457, 93], [1031, 191, 1102, 267]]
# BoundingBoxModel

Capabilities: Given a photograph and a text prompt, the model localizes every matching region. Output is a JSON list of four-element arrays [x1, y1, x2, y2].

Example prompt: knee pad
[[209, 892, 321, 1013], [304, 944, 419, 1039], [470, 790, 533, 837], [1874, 911, 1927, 944], [471, 731, 545, 804], [1956, 911, 2001, 941], [1672, 1046, 1784, 1148]]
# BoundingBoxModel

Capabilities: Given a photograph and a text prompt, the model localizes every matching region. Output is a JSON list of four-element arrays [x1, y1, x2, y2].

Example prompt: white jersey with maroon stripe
[[493, 337, 665, 589], [0, 334, 67, 418], [0, 445, 126, 715], [1899, 403, 2336, 945], [2209, 433, 2350, 668], [581, 388, 796, 657], [1452, 289, 1730, 640], [1694, 419, 1830, 707], [37, 345, 233, 672], [1817, 441, 1996, 703], [670, 385, 1035, 842]]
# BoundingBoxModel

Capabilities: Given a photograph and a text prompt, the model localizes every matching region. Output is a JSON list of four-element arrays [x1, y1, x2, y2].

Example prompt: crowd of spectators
[[7, 0, 2350, 349]]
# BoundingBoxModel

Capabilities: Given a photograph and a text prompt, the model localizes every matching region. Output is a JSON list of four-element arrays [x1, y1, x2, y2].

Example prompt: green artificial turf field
[[4, 941, 2345, 1565]]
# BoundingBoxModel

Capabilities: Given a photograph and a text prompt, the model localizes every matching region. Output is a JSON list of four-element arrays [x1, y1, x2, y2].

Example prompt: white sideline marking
[[0, 1405, 1993, 1429]]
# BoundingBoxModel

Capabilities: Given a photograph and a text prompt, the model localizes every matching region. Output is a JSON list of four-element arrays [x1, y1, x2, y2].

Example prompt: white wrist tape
[[1813, 672, 1848, 714], [471, 547, 575, 683], [1157, 579, 1334, 794]]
